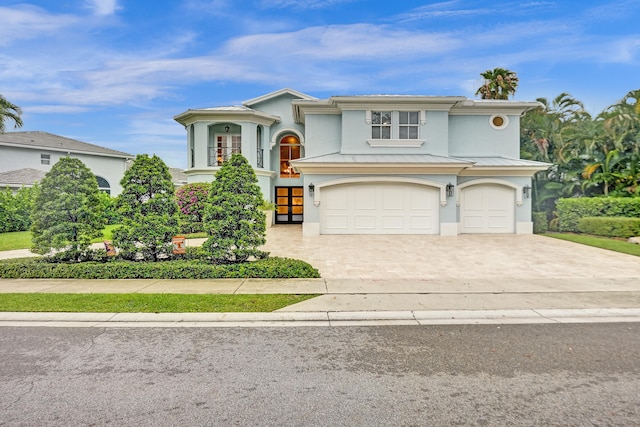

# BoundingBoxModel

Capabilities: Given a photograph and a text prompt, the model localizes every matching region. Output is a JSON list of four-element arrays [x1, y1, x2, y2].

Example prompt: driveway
[[262, 225, 640, 282]]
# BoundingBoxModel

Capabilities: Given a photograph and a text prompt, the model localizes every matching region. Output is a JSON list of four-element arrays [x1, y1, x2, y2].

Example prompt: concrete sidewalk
[[1, 277, 640, 326]]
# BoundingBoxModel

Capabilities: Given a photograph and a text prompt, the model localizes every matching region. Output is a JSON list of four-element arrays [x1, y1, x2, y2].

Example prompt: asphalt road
[[1, 324, 639, 426]]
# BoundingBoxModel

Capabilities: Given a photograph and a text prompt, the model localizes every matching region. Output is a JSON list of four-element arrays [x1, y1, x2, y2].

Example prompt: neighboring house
[[169, 167, 188, 187], [0, 131, 133, 195], [174, 88, 550, 236]]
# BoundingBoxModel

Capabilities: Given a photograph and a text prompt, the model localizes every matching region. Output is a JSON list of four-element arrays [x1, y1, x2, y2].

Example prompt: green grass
[[0, 225, 120, 251], [0, 293, 319, 313], [0, 231, 32, 251], [543, 233, 640, 257]]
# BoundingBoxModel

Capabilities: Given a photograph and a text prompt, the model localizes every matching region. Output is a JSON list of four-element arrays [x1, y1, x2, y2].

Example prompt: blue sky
[[2, 0, 639, 169]]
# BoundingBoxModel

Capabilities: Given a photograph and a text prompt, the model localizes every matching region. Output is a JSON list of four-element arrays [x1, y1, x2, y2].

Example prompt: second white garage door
[[321, 183, 439, 234], [460, 184, 515, 233]]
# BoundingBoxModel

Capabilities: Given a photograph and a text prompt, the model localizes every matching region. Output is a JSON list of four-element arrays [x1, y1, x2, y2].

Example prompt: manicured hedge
[[556, 197, 640, 232], [0, 257, 320, 279], [577, 217, 640, 238]]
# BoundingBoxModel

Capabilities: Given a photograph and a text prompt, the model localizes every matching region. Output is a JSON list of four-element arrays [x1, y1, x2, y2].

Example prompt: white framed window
[[399, 111, 419, 139], [367, 111, 425, 147], [371, 111, 392, 139], [40, 153, 50, 165]]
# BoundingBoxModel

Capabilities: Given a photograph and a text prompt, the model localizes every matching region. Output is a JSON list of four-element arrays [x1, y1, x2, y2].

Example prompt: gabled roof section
[[174, 105, 281, 126], [0, 168, 47, 187], [243, 88, 316, 107], [0, 131, 133, 158]]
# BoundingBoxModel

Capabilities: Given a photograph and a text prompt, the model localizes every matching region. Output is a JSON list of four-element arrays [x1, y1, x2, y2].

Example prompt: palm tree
[[475, 68, 519, 100], [0, 94, 23, 132]]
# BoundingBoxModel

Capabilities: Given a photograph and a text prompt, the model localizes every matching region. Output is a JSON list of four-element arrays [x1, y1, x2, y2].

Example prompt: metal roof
[[0, 131, 133, 158], [453, 156, 551, 167], [293, 153, 473, 165]]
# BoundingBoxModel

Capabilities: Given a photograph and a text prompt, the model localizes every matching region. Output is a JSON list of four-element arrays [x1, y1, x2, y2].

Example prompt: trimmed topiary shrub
[[113, 154, 179, 261], [556, 197, 640, 232], [532, 211, 548, 234], [30, 157, 104, 261], [577, 217, 640, 238], [203, 154, 267, 263]]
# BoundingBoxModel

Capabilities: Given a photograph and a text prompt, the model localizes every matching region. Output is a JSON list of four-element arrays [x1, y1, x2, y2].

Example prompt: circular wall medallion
[[489, 114, 509, 130]]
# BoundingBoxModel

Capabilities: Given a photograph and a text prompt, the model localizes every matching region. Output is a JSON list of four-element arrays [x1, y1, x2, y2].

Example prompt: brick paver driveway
[[262, 225, 640, 281]]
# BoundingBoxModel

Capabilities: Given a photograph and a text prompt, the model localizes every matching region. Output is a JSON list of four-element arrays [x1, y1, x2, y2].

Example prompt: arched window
[[96, 176, 111, 195], [257, 126, 264, 168], [279, 135, 301, 178]]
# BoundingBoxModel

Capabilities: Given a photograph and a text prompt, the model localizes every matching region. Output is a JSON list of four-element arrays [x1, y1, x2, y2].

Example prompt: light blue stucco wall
[[303, 114, 341, 157], [448, 115, 521, 158]]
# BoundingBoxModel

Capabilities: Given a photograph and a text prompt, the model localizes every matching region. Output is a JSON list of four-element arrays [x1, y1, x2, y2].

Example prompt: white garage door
[[460, 184, 515, 233], [321, 183, 439, 235]]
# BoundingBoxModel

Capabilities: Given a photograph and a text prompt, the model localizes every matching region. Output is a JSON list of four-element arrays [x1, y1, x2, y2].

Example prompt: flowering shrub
[[175, 183, 209, 228]]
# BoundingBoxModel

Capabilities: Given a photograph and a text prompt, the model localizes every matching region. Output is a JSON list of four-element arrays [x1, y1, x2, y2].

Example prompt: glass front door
[[276, 187, 303, 224]]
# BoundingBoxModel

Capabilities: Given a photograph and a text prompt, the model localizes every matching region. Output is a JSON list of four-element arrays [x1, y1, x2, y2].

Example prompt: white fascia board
[[292, 99, 340, 123], [174, 109, 281, 126], [450, 100, 543, 116], [0, 142, 132, 159], [331, 96, 466, 111]]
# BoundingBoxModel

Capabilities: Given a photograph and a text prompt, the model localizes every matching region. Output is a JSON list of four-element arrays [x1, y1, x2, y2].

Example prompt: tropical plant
[[113, 154, 179, 261], [0, 94, 23, 132], [475, 68, 519, 100], [202, 153, 267, 263], [30, 157, 104, 260]]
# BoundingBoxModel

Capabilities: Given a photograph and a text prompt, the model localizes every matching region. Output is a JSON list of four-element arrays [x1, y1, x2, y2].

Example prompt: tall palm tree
[[0, 94, 23, 132], [475, 68, 519, 100]]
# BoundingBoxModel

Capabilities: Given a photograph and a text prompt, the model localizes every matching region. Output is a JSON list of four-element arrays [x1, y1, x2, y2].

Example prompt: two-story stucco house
[[174, 88, 550, 236], [0, 131, 133, 195]]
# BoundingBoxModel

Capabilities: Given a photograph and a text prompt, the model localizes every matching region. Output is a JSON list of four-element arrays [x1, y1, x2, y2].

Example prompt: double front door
[[276, 187, 303, 224]]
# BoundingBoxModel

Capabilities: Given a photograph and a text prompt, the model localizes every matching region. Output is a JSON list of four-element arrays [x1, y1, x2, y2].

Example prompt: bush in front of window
[[30, 157, 104, 261], [203, 153, 268, 263]]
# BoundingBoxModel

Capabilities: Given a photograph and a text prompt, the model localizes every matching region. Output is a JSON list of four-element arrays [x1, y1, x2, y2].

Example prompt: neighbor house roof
[[0, 131, 133, 159], [0, 168, 47, 187], [169, 167, 187, 186]]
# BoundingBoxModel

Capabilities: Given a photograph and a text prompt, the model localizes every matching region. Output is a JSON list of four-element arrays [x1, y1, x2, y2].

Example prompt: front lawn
[[543, 233, 640, 257], [0, 225, 120, 251], [0, 293, 318, 313]]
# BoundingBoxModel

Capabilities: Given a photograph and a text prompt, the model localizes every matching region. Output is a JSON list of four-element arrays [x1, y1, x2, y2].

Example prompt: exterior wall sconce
[[224, 125, 230, 133], [523, 185, 531, 199], [446, 183, 455, 198], [308, 183, 315, 197]]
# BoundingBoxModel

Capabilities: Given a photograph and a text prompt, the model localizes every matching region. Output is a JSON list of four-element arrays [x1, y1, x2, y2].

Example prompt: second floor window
[[399, 112, 419, 139], [209, 134, 241, 166], [280, 135, 301, 178], [41, 153, 50, 165], [371, 111, 391, 139]]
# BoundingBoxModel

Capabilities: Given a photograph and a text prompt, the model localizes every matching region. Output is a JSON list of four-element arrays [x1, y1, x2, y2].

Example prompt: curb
[[1, 308, 640, 327]]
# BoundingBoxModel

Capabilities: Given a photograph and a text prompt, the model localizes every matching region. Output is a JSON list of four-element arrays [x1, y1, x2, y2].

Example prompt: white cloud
[[0, 5, 77, 46], [258, 0, 358, 9], [84, 0, 121, 16]]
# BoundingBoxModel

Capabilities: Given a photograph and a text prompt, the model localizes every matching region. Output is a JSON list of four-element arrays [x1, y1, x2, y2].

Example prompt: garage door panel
[[321, 183, 439, 235], [355, 188, 376, 210], [461, 185, 514, 233], [354, 215, 376, 230]]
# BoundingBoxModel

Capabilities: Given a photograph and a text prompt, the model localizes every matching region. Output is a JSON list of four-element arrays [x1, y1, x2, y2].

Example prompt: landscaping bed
[[0, 256, 320, 279]]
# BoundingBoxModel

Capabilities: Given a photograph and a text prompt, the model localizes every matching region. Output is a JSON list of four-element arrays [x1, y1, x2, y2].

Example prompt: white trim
[[420, 110, 427, 125], [270, 128, 305, 150], [456, 178, 523, 207], [314, 176, 449, 207]]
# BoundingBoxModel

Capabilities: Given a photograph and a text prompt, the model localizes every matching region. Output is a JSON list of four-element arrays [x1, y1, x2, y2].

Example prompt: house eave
[[293, 163, 471, 175], [174, 110, 281, 126], [0, 142, 133, 160]]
